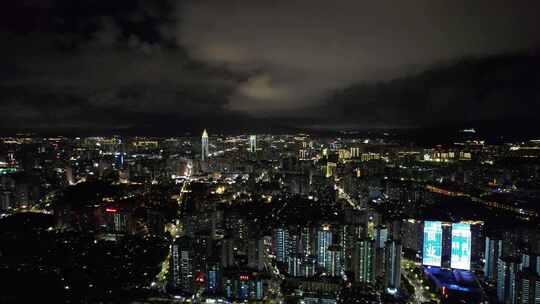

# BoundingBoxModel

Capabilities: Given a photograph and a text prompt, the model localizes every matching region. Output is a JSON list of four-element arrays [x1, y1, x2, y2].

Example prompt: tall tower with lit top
[[249, 135, 257, 153], [201, 129, 209, 161]]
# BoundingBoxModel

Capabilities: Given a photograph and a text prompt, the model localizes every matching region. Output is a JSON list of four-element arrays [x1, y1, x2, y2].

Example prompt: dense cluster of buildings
[[1, 129, 540, 303]]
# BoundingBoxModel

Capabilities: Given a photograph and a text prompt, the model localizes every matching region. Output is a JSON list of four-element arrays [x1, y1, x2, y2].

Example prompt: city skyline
[[1, 1, 540, 303], [1, 131, 540, 303]]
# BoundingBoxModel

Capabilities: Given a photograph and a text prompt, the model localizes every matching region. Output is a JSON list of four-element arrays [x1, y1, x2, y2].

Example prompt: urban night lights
[[2, 132, 540, 303], [1, 1, 540, 303]]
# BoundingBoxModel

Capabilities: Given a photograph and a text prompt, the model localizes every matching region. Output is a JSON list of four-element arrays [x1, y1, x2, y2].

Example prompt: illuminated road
[[335, 185, 364, 210], [263, 241, 284, 303], [402, 259, 439, 304], [403, 271, 428, 303], [153, 177, 191, 292]]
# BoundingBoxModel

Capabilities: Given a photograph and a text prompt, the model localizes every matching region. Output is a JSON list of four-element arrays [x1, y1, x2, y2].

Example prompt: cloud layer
[[0, 0, 539, 134], [177, 0, 540, 118]]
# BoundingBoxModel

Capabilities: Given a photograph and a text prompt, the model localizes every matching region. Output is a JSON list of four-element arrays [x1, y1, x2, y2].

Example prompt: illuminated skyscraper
[[248, 239, 265, 271], [104, 208, 129, 233], [484, 236, 503, 283], [423, 221, 442, 267], [249, 135, 257, 153], [375, 225, 388, 249], [353, 238, 374, 283], [372, 226, 389, 281], [171, 237, 194, 292], [497, 256, 521, 303], [221, 238, 235, 268], [517, 270, 540, 304], [450, 223, 472, 270], [339, 225, 359, 272], [65, 165, 75, 185], [385, 240, 402, 290], [300, 227, 313, 258], [317, 226, 333, 268], [201, 129, 209, 161], [327, 245, 343, 277], [326, 162, 337, 178], [350, 147, 360, 158], [206, 262, 221, 294], [275, 228, 289, 263]]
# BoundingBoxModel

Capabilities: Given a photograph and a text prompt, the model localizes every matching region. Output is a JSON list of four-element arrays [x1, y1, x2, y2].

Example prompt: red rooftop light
[[195, 272, 205, 283], [105, 208, 117, 213], [239, 275, 250, 281]]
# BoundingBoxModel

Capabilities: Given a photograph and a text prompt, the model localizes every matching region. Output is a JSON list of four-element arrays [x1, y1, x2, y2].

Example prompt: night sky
[[1, 0, 539, 135]]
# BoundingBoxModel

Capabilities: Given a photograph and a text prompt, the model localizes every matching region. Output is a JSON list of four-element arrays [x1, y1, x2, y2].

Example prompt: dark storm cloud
[[1, 0, 539, 133], [0, 0, 244, 134], [329, 53, 540, 129], [177, 0, 540, 121]]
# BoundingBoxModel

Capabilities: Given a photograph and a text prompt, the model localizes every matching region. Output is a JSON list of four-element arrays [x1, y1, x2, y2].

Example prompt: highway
[[335, 185, 364, 210], [402, 259, 439, 304], [153, 177, 191, 292]]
